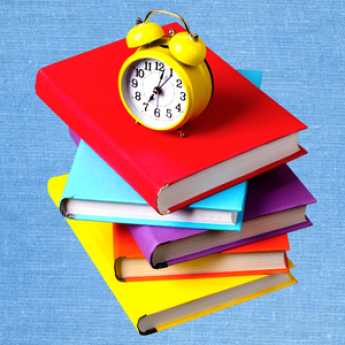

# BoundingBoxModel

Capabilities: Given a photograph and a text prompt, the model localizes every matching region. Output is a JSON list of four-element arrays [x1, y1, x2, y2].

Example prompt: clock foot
[[177, 127, 185, 138], [135, 120, 141, 125]]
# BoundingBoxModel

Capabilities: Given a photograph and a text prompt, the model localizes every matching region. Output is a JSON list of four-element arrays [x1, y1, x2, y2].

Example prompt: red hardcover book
[[36, 23, 307, 215], [113, 223, 290, 282]]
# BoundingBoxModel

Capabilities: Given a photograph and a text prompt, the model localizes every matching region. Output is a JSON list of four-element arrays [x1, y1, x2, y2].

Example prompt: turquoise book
[[60, 140, 247, 230]]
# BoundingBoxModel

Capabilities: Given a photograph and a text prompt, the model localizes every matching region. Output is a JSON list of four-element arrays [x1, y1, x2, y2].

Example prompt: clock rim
[[118, 50, 193, 131]]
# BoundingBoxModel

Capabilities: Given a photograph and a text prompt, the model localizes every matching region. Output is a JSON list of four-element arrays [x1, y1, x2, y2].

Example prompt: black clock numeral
[[166, 109, 172, 118], [131, 78, 138, 88], [135, 69, 145, 78], [176, 79, 182, 88], [144, 62, 152, 71], [180, 92, 186, 101], [175, 103, 182, 112], [135, 92, 141, 100], [155, 62, 165, 71], [154, 108, 161, 117], [169, 68, 173, 77]]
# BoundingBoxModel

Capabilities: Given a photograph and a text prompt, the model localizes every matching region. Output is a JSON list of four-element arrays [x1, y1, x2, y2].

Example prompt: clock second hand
[[156, 70, 173, 108], [156, 74, 172, 108]]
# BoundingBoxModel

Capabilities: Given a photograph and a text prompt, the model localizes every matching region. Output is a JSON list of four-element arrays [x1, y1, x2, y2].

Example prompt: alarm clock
[[118, 10, 213, 134]]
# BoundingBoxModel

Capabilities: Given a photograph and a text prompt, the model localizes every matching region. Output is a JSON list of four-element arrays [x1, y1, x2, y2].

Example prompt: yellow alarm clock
[[118, 10, 213, 134]]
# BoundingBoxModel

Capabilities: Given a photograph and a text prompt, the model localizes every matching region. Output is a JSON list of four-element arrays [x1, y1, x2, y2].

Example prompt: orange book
[[114, 223, 290, 282]]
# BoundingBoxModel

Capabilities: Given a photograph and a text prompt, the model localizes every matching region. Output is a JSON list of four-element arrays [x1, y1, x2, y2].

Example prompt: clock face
[[122, 58, 188, 129]]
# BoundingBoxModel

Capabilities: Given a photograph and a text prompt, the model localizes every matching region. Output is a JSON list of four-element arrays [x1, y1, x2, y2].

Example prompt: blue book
[[60, 140, 247, 231]]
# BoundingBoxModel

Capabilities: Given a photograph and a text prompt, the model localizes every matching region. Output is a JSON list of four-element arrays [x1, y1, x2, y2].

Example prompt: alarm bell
[[126, 9, 207, 67], [126, 22, 164, 48]]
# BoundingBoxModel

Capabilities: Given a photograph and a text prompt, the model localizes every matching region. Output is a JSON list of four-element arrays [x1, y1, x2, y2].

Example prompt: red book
[[36, 23, 307, 215], [113, 223, 290, 282]]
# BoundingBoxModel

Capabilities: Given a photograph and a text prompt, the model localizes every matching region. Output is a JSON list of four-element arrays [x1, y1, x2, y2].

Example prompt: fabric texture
[[1, 1, 344, 344]]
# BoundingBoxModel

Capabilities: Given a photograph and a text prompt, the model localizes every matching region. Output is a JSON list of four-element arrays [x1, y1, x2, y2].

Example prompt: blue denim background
[[1, 1, 344, 344]]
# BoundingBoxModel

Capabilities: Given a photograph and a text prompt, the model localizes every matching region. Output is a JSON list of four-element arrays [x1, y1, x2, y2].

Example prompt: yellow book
[[48, 174, 297, 335]]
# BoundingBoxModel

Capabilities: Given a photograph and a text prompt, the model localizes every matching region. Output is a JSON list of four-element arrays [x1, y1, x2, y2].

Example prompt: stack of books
[[36, 23, 316, 335]]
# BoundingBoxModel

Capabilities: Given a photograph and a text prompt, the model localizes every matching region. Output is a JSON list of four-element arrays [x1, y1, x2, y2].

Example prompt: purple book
[[68, 128, 316, 268], [126, 164, 316, 268]]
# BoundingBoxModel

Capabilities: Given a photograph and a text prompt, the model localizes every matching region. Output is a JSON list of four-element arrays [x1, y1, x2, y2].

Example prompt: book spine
[[36, 69, 161, 213]]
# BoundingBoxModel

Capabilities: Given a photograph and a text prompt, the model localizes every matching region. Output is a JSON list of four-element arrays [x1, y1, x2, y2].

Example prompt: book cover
[[48, 174, 297, 335], [60, 139, 247, 230], [113, 223, 290, 282], [37, 22, 307, 215], [127, 164, 316, 267]]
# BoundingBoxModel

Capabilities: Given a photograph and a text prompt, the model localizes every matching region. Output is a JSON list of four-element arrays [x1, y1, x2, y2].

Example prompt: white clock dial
[[124, 58, 187, 129]]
